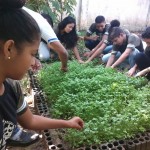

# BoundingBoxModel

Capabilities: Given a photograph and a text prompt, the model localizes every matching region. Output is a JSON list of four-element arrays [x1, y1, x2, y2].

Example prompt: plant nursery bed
[[29, 61, 150, 150]]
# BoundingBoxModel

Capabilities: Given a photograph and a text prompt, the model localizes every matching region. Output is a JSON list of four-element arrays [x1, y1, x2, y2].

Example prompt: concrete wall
[[74, 0, 150, 31]]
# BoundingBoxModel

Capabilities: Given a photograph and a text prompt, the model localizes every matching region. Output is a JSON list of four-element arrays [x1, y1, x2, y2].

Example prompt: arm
[[84, 34, 109, 58], [127, 64, 138, 76], [18, 107, 84, 130], [73, 47, 84, 63], [84, 35, 99, 41], [111, 48, 132, 68], [86, 43, 107, 62], [84, 24, 99, 41], [91, 34, 108, 53], [135, 67, 150, 77], [48, 41, 68, 71], [22, 7, 68, 71], [106, 54, 116, 67], [92, 40, 103, 51]]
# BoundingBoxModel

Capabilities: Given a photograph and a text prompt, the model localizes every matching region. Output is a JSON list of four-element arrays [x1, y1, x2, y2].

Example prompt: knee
[[85, 40, 90, 47], [102, 54, 109, 63], [39, 54, 50, 61], [135, 53, 145, 63]]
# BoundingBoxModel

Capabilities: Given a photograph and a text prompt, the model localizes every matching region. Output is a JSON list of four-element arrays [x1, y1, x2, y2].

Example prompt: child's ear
[[3, 40, 15, 59]]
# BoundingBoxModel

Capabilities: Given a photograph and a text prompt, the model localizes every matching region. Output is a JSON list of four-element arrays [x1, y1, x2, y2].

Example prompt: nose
[[99, 27, 103, 31], [31, 57, 36, 66]]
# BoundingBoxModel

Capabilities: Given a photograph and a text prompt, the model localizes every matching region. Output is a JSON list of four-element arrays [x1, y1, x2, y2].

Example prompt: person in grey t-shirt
[[104, 27, 144, 68]]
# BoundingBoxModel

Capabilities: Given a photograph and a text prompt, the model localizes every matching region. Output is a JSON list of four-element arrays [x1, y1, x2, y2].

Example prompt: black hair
[[109, 27, 124, 40], [108, 19, 120, 34], [0, 0, 40, 51], [142, 27, 150, 39], [0, 0, 26, 9], [41, 13, 53, 28], [95, 16, 105, 24], [57, 16, 78, 49], [110, 19, 120, 28]]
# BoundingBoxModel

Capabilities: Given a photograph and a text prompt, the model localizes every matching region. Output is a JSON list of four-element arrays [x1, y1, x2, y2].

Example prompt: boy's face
[[112, 33, 124, 45], [96, 22, 105, 32], [143, 38, 150, 47]]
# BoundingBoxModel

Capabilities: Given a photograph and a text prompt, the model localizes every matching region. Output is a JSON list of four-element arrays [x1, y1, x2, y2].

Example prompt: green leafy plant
[[25, 0, 76, 23], [37, 61, 150, 148]]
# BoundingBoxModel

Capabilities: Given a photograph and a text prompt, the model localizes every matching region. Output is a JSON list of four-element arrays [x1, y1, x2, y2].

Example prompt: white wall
[[74, 0, 150, 31]]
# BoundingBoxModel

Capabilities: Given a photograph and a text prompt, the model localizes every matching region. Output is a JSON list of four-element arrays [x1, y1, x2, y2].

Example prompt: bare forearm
[[93, 41, 103, 50], [84, 36, 92, 40], [24, 115, 70, 130], [48, 41, 68, 68], [112, 49, 131, 68], [136, 67, 150, 77], [73, 47, 82, 61], [18, 108, 84, 130], [87, 43, 106, 62], [106, 55, 115, 67], [112, 53, 128, 68]]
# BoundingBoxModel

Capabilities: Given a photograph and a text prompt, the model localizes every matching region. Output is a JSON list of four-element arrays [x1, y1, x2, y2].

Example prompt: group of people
[[0, 0, 150, 149], [37, 12, 150, 79]]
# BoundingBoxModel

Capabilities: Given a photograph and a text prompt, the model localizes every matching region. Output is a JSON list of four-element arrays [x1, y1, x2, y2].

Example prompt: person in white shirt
[[23, 7, 68, 72]]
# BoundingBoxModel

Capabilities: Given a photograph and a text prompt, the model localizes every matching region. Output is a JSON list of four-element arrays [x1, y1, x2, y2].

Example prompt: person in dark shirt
[[105, 27, 144, 68], [83, 19, 121, 63], [54, 16, 84, 63], [128, 27, 150, 80], [0, 1, 84, 149], [84, 15, 110, 53]]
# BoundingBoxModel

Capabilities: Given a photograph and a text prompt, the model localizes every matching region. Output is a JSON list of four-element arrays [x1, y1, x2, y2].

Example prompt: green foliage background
[[25, 0, 76, 23], [37, 61, 150, 147]]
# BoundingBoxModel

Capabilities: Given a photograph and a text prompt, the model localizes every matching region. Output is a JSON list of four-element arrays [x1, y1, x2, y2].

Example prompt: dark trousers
[[85, 40, 100, 50], [135, 53, 150, 70], [135, 52, 150, 79]]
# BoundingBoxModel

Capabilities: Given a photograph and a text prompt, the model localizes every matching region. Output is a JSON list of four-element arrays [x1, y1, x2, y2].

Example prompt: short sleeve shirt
[[111, 33, 144, 55], [104, 29, 130, 46], [0, 79, 27, 150], [23, 7, 59, 44], [86, 23, 110, 41]]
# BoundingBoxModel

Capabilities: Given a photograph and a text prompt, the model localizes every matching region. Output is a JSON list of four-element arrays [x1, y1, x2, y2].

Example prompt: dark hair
[[110, 19, 120, 28], [95, 16, 105, 24], [0, 0, 40, 51], [0, 0, 26, 9], [142, 27, 150, 39], [109, 27, 124, 40], [57, 16, 78, 49], [41, 13, 53, 28], [108, 19, 120, 34]]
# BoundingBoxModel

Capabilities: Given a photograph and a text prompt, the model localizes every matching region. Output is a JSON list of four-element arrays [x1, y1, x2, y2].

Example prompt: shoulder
[[89, 23, 96, 30], [105, 23, 110, 29], [128, 33, 141, 44], [5, 79, 28, 115], [5, 78, 21, 91], [86, 23, 96, 35], [124, 29, 130, 36]]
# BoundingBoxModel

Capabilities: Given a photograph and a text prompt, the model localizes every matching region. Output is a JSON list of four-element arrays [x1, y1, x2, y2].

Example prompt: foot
[[7, 129, 39, 147]]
